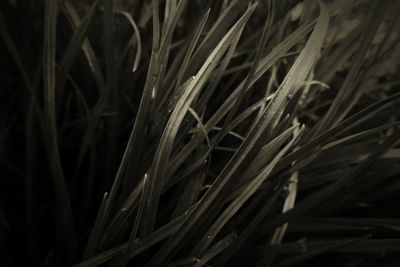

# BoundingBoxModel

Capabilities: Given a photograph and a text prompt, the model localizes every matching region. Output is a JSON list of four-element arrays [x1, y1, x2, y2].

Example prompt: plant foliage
[[0, 0, 400, 266]]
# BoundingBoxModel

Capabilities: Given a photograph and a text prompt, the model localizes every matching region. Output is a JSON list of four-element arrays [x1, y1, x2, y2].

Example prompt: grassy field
[[1, 0, 400, 266]]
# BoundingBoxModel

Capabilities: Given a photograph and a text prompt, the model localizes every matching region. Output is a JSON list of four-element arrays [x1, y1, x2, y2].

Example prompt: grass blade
[[149, 4, 328, 264], [313, 0, 389, 135], [193, 232, 237, 267], [115, 10, 142, 72], [259, 129, 400, 236], [192, 124, 302, 256], [176, 9, 210, 88], [56, 0, 99, 95], [73, 211, 192, 267], [43, 0, 77, 262], [140, 3, 257, 237], [61, 0, 106, 93], [144, 4, 258, 264], [273, 235, 371, 267]]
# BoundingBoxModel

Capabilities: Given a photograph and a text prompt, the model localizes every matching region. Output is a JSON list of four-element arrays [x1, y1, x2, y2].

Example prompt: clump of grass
[[1, 0, 400, 266]]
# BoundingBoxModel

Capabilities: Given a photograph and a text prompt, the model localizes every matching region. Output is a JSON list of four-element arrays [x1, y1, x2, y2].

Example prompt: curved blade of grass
[[188, 107, 211, 149], [214, 187, 283, 266], [186, 0, 249, 79], [176, 8, 210, 87], [218, 0, 275, 144], [203, 18, 316, 133], [152, 0, 189, 116], [56, 0, 99, 95], [158, 3, 207, 116], [140, 3, 257, 237], [259, 129, 400, 235], [320, 122, 400, 152], [192, 124, 302, 256], [275, 92, 400, 173], [99, 177, 145, 247], [266, 238, 400, 255], [193, 232, 237, 267], [161, 0, 184, 48], [61, 0, 109, 177], [115, 10, 142, 72], [270, 171, 299, 243], [44, 0, 77, 262], [194, 16, 244, 118], [171, 169, 207, 220], [61, 0, 106, 93], [316, 22, 362, 82], [73, 209, 193, 267], [264, 170, 299, 265], [94, 0, 163, 240], [118, 174, 147, 267], [273, 235, 371, 267], [168, 19, 316, 179], [238, 115, 291, 182], [167, 10, 245, 149], [292, 217, 400, 231], [163, 0, 175, 30], [148, 6, 328, 263], [83, 193, 109, 259], [165, 148, 210, 191], [313, 0, 389, 136]]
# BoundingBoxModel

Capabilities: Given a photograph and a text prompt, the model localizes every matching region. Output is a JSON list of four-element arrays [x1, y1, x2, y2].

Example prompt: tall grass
[[1, 0, 400, 266]]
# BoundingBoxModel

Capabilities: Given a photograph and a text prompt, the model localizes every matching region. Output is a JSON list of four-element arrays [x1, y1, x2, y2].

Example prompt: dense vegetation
[[1, 0, 400, 266]]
